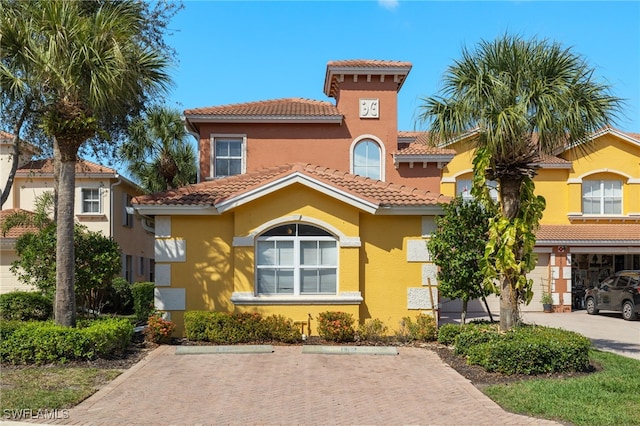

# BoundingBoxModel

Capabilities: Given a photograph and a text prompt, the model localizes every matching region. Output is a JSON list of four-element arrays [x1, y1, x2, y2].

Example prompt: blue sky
[[165, 1, 640, 132]]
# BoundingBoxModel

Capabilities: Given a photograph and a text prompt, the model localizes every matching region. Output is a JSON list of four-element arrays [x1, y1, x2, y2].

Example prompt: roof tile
[[185, 98, 340, 117], [0, 209, 40, 239], [134, 163, 449, 209], [536, 224, 640, 242], [16, 159, 117, 176]]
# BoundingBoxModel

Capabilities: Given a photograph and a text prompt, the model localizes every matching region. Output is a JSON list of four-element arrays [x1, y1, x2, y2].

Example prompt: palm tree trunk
[[55, 144, 76, 327]]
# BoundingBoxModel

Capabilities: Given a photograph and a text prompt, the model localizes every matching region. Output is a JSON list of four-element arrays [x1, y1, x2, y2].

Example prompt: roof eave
[[132, 204, 219, 216], [375, 205, 446, 215], [183, 115, 343, 124]]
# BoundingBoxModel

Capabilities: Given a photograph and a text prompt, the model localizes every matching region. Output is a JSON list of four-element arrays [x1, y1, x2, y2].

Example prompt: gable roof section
[[324, 59, 412, 98], [184, 98, 343, 125], [536, 224, 640, 246], [0, 209, 39, 240], [16, 158, 118, 178], [133, 163, 449, 216], [565, 127, 640, 152]]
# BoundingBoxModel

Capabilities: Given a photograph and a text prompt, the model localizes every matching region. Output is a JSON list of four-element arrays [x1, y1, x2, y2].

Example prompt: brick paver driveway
[[34, 345, 561, 425]]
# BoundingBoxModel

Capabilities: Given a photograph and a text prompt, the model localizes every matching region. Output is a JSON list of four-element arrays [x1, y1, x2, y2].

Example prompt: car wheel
[[585, 297, 598, 315], [622, 300, 637, 321]]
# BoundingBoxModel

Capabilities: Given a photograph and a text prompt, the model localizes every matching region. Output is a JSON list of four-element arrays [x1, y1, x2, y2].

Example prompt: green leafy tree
[[120, 105, 197, 192], [4, 193, 121, 314], [428, 196, 496, 324], [419, 34, 622, 330], [0, 0, 171, 326]]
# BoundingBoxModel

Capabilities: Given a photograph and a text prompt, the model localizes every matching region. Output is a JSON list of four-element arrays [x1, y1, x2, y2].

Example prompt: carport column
[[550, 245, 572, 312]]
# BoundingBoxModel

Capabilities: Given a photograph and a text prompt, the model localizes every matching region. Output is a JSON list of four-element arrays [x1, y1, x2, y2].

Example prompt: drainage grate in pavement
[[175, 345, 274, 354], [301, 345, 398, 355]]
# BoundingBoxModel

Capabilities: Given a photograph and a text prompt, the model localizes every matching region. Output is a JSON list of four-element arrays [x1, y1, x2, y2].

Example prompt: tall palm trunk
[[54, 143, 77, 327], [499, 177, 523, 330]]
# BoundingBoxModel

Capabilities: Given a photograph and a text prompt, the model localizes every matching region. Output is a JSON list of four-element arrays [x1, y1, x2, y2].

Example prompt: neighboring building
[[134, 60, 454, 335], [439, 127, 640, 314], [0, 134, 155, 294]]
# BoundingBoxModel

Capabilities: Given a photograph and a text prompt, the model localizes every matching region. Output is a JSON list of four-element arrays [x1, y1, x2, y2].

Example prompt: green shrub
[[261, 315, 302, 343], [466, 326, 591, 375], [399, 314, 438, 342], [453, 322, 501, 355], [357, 318, 388, 343], [317, 311, 355, 342], [105, 277, 134, 314], [437, 323, 463, 346], [184, 311, 302, 344], [132, 281, 155, 321], [0, 291, 53, 321], [0, 318, 133, 364]]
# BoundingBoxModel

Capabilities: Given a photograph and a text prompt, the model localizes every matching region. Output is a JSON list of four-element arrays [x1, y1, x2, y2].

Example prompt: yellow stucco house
[[440, 127, 640, 313]]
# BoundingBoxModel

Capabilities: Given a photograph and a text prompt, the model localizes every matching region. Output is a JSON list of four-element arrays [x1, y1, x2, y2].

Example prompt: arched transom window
[[256, 224, 337, 295], [353, 139, 381, 180]]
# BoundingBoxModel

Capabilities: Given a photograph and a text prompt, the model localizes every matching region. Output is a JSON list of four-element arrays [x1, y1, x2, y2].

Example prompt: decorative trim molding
[[230, 291, 363, 305]]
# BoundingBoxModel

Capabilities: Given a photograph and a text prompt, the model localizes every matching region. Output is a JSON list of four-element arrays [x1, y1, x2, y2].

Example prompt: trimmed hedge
[[132, 281, 155, 321], [440, 322, 591, 375], [184, 311, 301, 344], [0, 291, 53, 321], [0, 318, 133, 364], [466, 326, 591, 375], [317, 311, 355, 342]]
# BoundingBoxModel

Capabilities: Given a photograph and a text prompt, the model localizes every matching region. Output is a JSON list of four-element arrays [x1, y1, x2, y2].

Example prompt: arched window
[[456, 178, 498, 201], [353, 140, 381, 180], [256, 224, 337, 295]]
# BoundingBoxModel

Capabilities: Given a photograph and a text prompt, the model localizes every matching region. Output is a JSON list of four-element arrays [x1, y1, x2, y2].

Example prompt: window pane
[[277, 241, 294, 265], [276, 270, 294, 293], [215, 141, 229, 156], [301, 270, 319, 293], [229, 159, 241, 175], [298, 224, 332, 236], [258, 270, 276, 293], [229, 141, 242, 157], [300, 241, 317, 266], [319, 269, 336, 293], [257, 241, 275, 265], [319, 241, 337, 265], [353, 140, 380, 179], [215, 159, 229, 176]]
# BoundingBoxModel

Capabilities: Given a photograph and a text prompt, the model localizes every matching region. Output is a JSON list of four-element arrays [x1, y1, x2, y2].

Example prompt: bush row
[[437, 322, 591, 375], [0, 291, 53, 321], [0, 318, 133, 365], [184, 311, 302, 344]]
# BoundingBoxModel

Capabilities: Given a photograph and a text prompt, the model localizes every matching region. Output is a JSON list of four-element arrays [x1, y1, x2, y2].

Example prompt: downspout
[[109, 174, 122, 238]]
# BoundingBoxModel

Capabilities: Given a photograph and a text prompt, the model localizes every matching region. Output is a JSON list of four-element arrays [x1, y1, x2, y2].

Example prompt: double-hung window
[[213, 136, 244, 178], [353, 140, 381, 180], [256, 224, 337, 295], [582, 180, 622, 215], [81, 188, 101, 213]]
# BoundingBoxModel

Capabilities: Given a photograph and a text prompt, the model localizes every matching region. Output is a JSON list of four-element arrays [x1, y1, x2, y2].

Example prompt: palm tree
[[120, 106, 197, 193], [419, 34, 622, 330], [0, 0, 170, 326]]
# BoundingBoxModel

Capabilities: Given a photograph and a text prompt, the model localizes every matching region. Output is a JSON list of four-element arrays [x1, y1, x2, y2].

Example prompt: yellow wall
[[163, 183, 429, 336]]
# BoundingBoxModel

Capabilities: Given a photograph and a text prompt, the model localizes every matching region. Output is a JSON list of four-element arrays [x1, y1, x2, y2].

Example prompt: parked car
[[584, 270, 640, 321]]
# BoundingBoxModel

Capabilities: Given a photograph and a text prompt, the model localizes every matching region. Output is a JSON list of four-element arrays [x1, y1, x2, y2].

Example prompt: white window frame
[[582, 180, 623, 215], [350, 135, 385, 181], [256, 225, 338, 296], [124, 254, 133, 283], [210, 134, 246, 179], [81, 188, 102, 214]]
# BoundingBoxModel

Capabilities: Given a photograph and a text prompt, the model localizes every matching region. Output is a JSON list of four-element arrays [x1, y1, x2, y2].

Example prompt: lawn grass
[[0, 367, 123, 412], [484, 349, 640, 426]]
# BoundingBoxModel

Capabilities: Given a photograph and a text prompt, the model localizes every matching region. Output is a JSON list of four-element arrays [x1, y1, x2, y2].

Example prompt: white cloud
[[378, 0, 399, 11]]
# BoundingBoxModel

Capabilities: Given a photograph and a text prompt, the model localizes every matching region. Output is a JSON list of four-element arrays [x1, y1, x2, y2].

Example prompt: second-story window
[[81, 188, 101, 213], [583, 180, 622, 214], [457, 179, 498, 201], [213, 137, 244, 178], [353, 140, 381, 180]]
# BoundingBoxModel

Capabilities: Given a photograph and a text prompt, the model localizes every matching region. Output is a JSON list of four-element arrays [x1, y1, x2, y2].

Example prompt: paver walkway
[[26, 345, 561, 426]]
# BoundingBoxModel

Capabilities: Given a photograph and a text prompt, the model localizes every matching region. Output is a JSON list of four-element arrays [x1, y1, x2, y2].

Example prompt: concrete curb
[[301, 345, 398, 355], [175, 345, 274, 354]]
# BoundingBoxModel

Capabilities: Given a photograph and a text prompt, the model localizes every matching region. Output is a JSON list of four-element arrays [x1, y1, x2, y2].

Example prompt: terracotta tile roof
[[184, 98, 341, 118], [16, 158, 117, 176], [326, 59, 413, 69], [0, 209, 40, 239], [536, 224, 640, 244], [134, 163, 449, 209], [324, 59, 412, 98], [0, 130, 13, 140], [394, 142, 456, 156], [534, 153, 572, 167]]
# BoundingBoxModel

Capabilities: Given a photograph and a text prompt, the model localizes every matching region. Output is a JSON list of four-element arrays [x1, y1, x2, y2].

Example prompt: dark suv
[[585, 270, 640, 321]]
